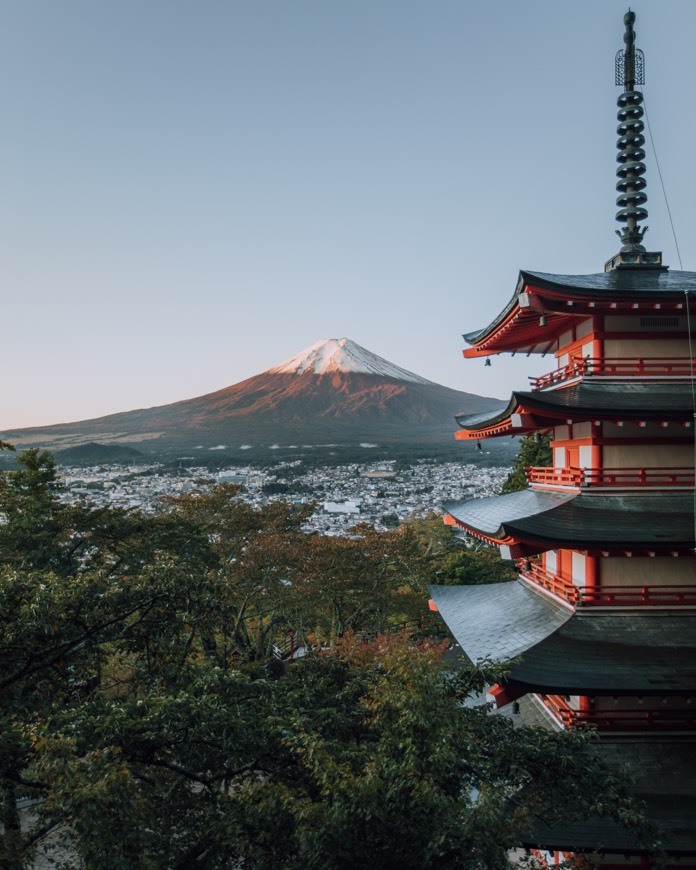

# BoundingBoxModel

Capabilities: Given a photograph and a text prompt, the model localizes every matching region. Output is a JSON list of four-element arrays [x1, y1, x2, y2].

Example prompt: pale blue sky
[[2, 1, 694, 428]]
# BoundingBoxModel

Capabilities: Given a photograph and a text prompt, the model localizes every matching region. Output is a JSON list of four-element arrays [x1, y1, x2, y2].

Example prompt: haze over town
[[2, 1, 696, 430]]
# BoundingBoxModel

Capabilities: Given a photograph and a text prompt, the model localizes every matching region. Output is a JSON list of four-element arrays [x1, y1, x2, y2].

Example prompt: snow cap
[[267, 338, 433, 384]]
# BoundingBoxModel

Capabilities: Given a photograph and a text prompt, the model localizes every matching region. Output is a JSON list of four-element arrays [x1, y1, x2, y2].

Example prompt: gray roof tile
[[429, 581, 572, 663], [445, 491, 695, 548]]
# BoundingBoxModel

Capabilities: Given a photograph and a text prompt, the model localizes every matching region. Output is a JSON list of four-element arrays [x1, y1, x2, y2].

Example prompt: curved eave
[[463, 269, 696, 357], [429, 581, 573, 664], [525, 740, 696, 857], [462, 303, 565, 359], [444, 491, 695, 554], [454, 398, 538, 440], [455, 382, 694, 440], [431, 581, 696, 694], [455, 418, 537, 440], [524, 794, 696, 856], [506, 612, 696, 694], [444, 490, 574, 557]]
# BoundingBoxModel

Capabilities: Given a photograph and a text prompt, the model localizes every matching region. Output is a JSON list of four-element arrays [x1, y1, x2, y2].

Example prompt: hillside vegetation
[[0, 448, 648, 868]]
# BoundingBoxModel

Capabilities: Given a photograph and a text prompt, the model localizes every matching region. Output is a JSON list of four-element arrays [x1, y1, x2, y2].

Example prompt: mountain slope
[[2, 339, 502, 453]]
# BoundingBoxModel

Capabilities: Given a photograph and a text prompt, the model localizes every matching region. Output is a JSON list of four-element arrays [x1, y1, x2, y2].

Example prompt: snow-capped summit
[[4, 337, 503, 452], [267, 338, 434, 384]]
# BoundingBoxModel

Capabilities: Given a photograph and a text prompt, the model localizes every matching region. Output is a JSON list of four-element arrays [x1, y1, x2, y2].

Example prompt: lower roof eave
[[431, 581, 696, 694], [444, 490, 695, 553], [498, 677, 693, 700], [519, 797, 696, 856], [518, 738, 696, 855]]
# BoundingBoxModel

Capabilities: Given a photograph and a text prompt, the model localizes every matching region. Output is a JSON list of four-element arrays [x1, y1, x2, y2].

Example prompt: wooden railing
[[526, 466, 695, 489], [539, 694, 574, 726], [519, 562, 577, 605], [519, 562, 696, 609], [577, 585, 696, 607], [530, 356, 696, 390], [539, 695, 696, 731]]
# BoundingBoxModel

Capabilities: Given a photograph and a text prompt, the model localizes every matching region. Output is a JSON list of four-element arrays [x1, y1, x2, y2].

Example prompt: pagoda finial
[[615, 10, 647, 251], [605, 11, 664, 271]]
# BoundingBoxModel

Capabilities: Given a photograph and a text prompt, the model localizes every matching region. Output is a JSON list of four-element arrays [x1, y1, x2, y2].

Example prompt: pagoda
[[430, 11, 696, 866]]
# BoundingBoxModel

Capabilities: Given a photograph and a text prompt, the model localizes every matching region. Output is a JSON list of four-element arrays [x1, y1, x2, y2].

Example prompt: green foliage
[[8, 632, 652, 869], [0, 449, 66, 572], [501, 434, 552, 493], [0, 450, 651, 867], [395, 514, 516, 586], [261, 481, 290, 495], [434, 542, 517, 585]]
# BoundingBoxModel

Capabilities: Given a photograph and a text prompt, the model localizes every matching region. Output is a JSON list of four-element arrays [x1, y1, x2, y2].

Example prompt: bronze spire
[[605, 10, 664, 271]]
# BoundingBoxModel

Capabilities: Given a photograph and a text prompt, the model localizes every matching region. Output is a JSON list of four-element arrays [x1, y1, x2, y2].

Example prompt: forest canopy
[[0, 449, 648, 868]]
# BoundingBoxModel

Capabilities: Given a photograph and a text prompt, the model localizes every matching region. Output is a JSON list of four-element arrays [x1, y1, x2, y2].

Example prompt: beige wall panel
[[604, 315, 686, 331], [559, 329, 574, 349], [573, 422, 592, 439], [602, 422, 681, 440], [571, 551, 586, 585], [603, 444, 693, 468], [579, 445, 593, 467], [602, 557, 696, 586], [604, 338, 691, 358], [576, 318, 593, 339]]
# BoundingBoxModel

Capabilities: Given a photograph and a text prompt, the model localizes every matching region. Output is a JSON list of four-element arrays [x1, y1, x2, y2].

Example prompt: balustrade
[[530, 356, 696, 390], [518, 562, 696, 609], [538, 694, 696, 731], [526, 465, 695, 489]]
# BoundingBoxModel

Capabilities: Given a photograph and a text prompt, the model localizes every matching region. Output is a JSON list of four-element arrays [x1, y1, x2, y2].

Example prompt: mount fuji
[[2, 339, 503, 456]]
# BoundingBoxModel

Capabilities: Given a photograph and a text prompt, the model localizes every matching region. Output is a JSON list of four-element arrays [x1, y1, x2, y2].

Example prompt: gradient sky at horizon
[[2, 1, 695, 429]]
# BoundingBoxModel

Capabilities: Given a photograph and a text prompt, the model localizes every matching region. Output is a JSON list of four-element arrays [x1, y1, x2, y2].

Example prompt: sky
[[1, 0, 695, 429]]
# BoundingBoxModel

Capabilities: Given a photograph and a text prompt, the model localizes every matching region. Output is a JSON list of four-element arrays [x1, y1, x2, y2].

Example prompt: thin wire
[[643, 94, 684, 270], [643, 94, 694, 548]]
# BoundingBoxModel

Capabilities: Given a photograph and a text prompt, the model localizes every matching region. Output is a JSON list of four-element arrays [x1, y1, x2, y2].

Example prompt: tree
[[0, 450, 653, 867], [10, 633, 652, 869], [394, 514, 516, 587], [501, 434, 552, 494], [0, 448, 67, 572]]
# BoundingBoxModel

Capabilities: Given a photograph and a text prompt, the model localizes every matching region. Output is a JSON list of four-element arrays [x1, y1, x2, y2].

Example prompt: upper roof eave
[[444, 490, 695, 550], [455, 381, 695, 435], [464, 268, 696, 351]]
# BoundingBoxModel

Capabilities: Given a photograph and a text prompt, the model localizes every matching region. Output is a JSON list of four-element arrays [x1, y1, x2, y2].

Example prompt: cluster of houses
[[58, 459, 510, 534]]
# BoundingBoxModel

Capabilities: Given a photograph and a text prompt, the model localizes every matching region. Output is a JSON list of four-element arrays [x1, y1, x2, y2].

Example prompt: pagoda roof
[[455, 381, 694, 438], [522, 268, 696, 296], [463, 268, 696, 357], [444, 490, 694, 553], [428, 581, 572, 663], [510, 612, 696, 694], [523, 740, 696, 855], [430, 581, 696, 694]]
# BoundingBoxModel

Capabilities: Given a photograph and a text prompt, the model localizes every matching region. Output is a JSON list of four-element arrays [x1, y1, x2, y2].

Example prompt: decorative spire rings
[[614, 10, 648, 252]]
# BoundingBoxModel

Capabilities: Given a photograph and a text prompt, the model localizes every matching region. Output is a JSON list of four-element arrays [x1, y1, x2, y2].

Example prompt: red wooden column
[[585, 554, 599, 597]]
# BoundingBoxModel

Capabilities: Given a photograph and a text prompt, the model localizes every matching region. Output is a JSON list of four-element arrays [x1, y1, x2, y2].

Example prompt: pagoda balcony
[[519, 560, 578, 605], [519, 561, 696, 609], [526, 465, 695, 490], [540, 695, 696, 732], [530, 356, 696, 391]]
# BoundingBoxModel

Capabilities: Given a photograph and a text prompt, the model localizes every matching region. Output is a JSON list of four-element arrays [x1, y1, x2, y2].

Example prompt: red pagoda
[[430, 11, 696, 866]]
